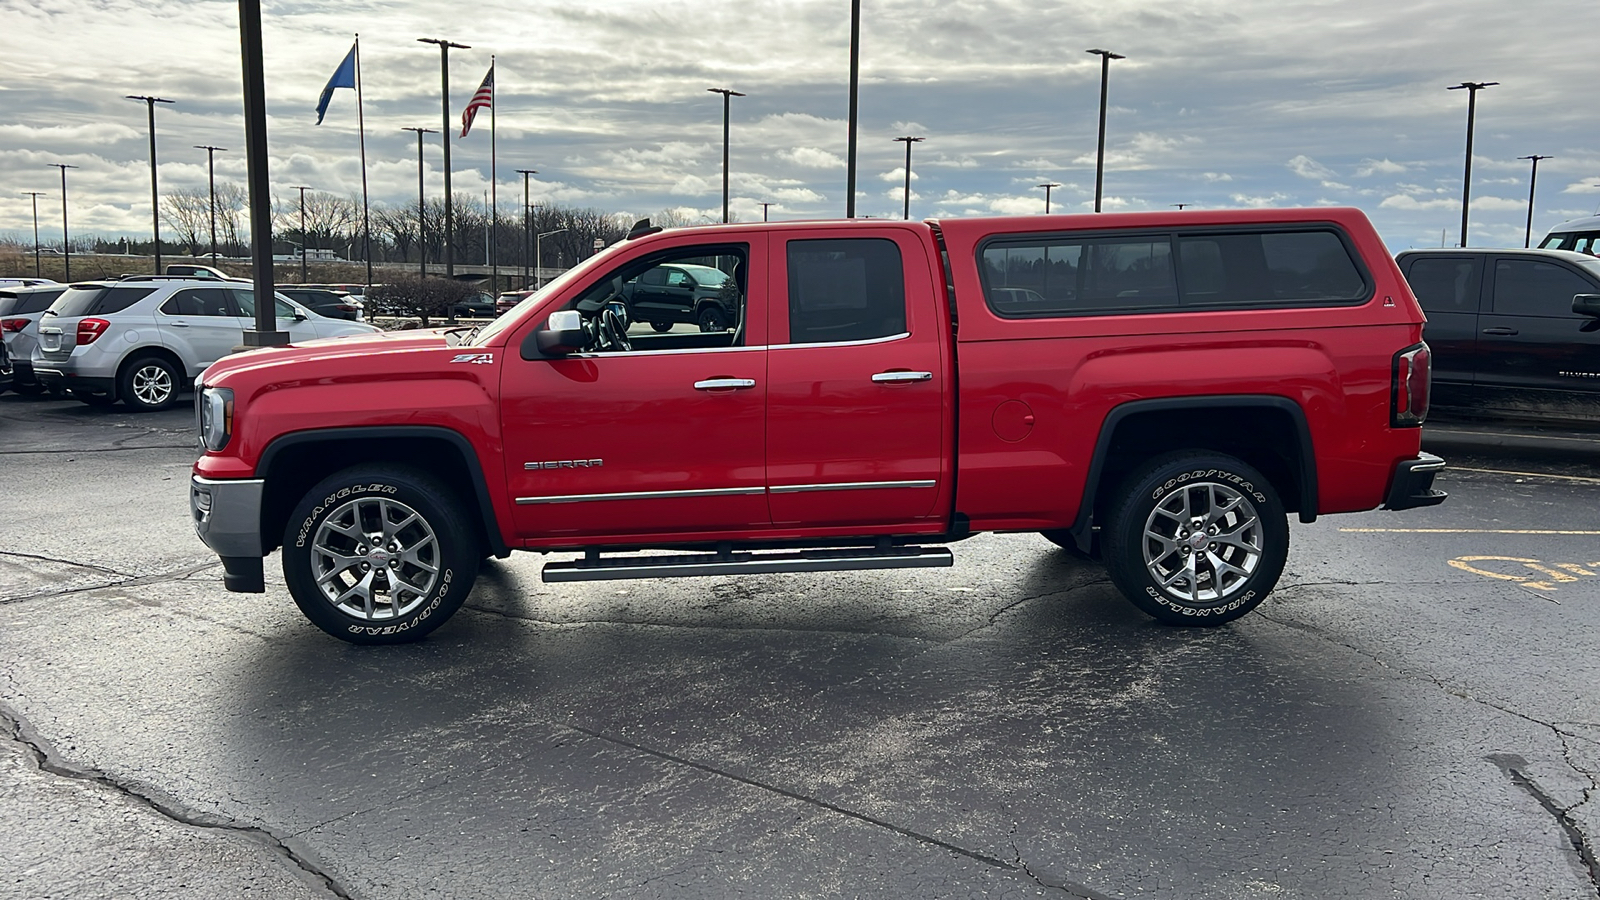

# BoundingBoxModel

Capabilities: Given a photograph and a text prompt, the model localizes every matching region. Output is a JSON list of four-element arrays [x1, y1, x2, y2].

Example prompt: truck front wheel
[[1101, 452, 1287, 626], [281, 465, 480, 644]]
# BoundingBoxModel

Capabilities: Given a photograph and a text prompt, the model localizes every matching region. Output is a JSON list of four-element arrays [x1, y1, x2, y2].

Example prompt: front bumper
[[190, 475, 267, 592], [1383, 452, 1448, 510]]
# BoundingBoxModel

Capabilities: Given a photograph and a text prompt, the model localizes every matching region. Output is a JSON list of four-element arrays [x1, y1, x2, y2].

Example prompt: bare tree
[[366, 274, 474, 327], [161, 188, 210, 256]]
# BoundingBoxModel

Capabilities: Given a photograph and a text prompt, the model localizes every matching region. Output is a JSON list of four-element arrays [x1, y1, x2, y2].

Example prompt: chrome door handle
[[169, 321, 190, 327], [694, 377, 756, 390], [871, 370, 933, 383]]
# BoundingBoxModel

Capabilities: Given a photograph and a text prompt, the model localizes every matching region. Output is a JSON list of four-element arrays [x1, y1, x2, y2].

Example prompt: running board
[[541, 545, 954, 583]]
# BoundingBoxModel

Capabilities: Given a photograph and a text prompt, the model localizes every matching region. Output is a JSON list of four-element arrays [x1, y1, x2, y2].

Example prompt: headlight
[[199, 387, 234, 452]]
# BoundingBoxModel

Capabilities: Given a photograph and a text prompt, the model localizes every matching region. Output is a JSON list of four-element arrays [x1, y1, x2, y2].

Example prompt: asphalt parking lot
[[2, 392, 1598, 899]]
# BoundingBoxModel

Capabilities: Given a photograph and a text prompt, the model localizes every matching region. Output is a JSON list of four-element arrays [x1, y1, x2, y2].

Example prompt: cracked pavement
[[2, 392, 1599, 898]]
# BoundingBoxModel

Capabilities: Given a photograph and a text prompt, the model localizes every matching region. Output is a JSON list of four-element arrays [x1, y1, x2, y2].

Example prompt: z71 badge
[[451, 353, 495, 365]]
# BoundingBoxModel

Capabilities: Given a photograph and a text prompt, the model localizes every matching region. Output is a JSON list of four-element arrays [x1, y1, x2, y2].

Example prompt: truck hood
[[198, 328, 470, 389]]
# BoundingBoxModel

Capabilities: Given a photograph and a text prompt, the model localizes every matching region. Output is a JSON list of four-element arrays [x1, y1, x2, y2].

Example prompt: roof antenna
[[627, 218, 663, 240]]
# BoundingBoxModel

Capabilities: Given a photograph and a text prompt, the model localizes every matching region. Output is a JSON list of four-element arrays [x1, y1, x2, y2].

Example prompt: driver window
[[563, 244, 749, 353]]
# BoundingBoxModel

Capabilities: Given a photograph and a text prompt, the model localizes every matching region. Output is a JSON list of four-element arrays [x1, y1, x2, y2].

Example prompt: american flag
[[460, 64, 493, 138]]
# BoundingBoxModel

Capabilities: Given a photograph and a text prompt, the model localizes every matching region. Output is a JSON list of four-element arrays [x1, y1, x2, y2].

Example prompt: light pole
[[516, 169, 536, 287], [402, 127, 435, 277], [126, 95, 174, 272], [760, 201, 772, 222], [194, 145, 227, 264], [893, 136, 924, 220], [1038, 182, 1061, 214], [707, 88, 745, 223], [292, 185, 311, 283], [1172, 203, 1190, 210], [418, 38, 470, 277], [536, 227, 566, 288], [21, 192, 44, 277], [1085, 49, 1124, 213], [49, 164, 77, 280], [238, 0, 285, 348], [845, 0, 860, 218], [1448, 81, 1497, 247], [1518, 154, 1552, 249]]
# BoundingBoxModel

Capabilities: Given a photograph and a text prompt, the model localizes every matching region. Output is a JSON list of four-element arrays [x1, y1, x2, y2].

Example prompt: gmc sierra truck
[[190, 208, 1445, 644]]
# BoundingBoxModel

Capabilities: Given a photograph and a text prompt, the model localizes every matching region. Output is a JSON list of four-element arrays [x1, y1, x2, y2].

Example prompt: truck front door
[[765, 232, 950, 531], [501, 239, 771, 542], [1477, 255, 1600, 420]]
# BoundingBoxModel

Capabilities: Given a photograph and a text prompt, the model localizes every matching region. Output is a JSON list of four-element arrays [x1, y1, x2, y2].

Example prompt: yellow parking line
[[1447, 466, 1600, 484], [1339, 528, 1600, 535]]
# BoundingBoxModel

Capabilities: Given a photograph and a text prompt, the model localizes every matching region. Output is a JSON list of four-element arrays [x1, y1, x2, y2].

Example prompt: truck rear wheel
[[1101, 452, 1287, 626], [281, 465, 479, 644]]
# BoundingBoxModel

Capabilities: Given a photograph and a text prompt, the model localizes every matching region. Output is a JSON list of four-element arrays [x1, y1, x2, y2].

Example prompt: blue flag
[[315, 44, 357, 125]]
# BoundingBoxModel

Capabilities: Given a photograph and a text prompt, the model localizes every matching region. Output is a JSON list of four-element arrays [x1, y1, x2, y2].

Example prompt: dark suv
[[619, 262, 739, 332], [1397, 248, 1600, 426]]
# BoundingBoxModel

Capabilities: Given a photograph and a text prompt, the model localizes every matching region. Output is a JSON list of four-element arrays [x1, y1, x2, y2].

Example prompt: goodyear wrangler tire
[[282, 465, 479, 644], [1102, 452, 1287, 626]]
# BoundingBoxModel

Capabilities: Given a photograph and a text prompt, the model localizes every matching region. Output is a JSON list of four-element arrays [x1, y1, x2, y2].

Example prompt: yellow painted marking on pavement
[[1341, 528, 1600, 535], [1448, 466, 1600, 484], [1556, 563, 1598, 576], [1448, 556, 1537, 582], [1522, 563, 1580, 584]]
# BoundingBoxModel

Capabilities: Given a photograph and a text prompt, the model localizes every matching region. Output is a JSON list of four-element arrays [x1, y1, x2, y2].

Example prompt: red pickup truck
[[190, 208, 1444, 644]]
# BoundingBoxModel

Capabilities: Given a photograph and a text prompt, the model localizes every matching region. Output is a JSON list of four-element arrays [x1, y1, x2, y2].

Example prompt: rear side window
[[1405, 257, 1480, 314], [981, 228, 1369, 317], [1491, 260, 1597, 317], [161, 288, 233, 317], [47, 286, 157, 317], [786, 238, 906, 343]]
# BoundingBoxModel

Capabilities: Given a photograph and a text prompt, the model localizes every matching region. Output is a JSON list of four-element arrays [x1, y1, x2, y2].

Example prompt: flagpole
[[489, 56, 497, 292], [355, 34, 372, 289]]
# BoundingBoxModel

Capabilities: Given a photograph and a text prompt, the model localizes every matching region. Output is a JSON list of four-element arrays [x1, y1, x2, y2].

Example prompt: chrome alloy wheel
[[310, 497, 440, 621], [1141, 480, 1263, 605], [131, 363, 174, 406]]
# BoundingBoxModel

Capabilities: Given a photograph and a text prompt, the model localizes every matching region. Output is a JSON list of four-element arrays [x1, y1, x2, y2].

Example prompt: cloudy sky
[[0, 0, 1593, 250]]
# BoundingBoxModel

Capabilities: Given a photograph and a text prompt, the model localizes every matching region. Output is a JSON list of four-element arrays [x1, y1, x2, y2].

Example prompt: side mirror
[[605, 299, 630, 328], [293, 309, 307, 321], [1574, 294, 1600, 318], [535, 309, 588, 355]]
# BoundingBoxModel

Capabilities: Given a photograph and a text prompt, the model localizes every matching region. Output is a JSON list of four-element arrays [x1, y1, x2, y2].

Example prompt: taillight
[[1391, 342, 1432, 427], [77, 318, 111, 345], [0, 318, 26, 333]]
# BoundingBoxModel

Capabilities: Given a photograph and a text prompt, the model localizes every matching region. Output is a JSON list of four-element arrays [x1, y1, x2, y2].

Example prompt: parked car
[[164, 264, 238, 280], [0, 277, 58, 288], [1536, 216, 1600, 255], [32, 276, 379, 411], [447, 291, 498, 319], [189, 208, 1443, 644], [0, 326, 11, 394], [0, 284, 69, 393], [278, 288, 363, 321], [1396, 247, 1600, 426], [618, 262, 738, 332], [496, 288, 537, 315]]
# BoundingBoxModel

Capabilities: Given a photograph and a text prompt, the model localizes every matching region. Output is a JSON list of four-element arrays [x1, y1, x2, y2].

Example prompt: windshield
[[468, 256, 603, 346]]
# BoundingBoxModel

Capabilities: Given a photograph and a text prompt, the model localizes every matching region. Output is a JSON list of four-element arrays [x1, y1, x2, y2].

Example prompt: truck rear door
[[765, 229, 951, 530]]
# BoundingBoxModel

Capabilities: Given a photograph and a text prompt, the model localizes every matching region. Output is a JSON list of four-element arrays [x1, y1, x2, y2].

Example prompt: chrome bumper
[[190, 475, 267, 592]]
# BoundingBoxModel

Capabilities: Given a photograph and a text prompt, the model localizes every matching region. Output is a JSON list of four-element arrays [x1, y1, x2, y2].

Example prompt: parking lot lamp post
[[516, 169, 536, 287], [1085, 49, 1124, 213], [1037, 182, 1060, 214], [126, 95, 174, 272], [418, 38, 470, 277], [1448, 81, 1497, 247], [893, 136, 924, 220], [707, 88, 744, 223], [49, 164, 77, 280], [1518, 154, 1552, 248], [292, 186, 311, 282], [845, 0, 860, 218], [760, 201, 772, 222], [402, 127, 435, 277], [22, 192, 44, 276], [536, 227, 566, 289], [194, 145, 228, 264]]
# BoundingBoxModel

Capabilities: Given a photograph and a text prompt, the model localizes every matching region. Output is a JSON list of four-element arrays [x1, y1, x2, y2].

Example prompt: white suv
[[32, 276, 379, 411]]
